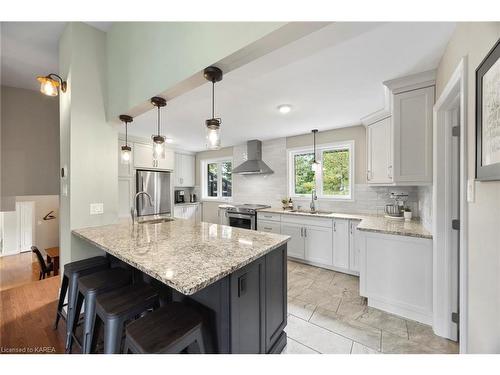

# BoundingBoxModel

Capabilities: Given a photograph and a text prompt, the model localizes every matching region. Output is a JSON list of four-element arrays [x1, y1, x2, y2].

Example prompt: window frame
[[201, 157, 233, 201], [287, 140, 354, 201]]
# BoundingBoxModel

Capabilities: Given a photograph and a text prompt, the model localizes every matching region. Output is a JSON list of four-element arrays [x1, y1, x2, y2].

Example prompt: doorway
[[433, 57, 468, 352]]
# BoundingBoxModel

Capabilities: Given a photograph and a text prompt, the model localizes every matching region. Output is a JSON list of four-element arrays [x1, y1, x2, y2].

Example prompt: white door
[[349, 220, 361, 272], [16, 201, 34, 252], [392, 86, 434, 183], [134, 143, 155, 169], [182, 154, 195, 187], [332, 219, 350, 269], [367, 117, 392, 183], [157, 149, 175, 170], [304, 225, 333, 265], [257, 220, 281, 234], [174, 153, 183, 186], [281, 223, 305, 259]]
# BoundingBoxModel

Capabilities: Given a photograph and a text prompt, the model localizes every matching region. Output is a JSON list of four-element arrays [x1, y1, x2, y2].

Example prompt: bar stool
[[123, 303, 205, 354], [88, 283, 160, 354], [68, 267, 132, 353], [53, 256, 110, 350]]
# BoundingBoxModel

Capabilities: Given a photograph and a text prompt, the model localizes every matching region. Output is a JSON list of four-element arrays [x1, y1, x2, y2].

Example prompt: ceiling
[[129, 22, 455, 151], [0, 22, 112, 91]]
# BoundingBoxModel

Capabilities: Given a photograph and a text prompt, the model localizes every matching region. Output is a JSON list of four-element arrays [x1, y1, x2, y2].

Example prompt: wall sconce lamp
[[36, 74, 67, 96]]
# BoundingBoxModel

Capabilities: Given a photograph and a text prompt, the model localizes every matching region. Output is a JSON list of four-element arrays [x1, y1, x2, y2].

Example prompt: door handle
[[238, 274, 247, 297]]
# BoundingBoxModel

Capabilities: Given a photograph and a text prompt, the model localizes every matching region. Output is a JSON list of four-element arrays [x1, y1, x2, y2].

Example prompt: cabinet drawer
[[257, 220, 281, 234], [281, 214, 332, 228], [257, 212, 281, 222]]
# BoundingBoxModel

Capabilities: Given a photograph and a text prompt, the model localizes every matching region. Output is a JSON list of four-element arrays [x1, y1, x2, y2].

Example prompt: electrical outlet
[[90, 203, 104, 215]]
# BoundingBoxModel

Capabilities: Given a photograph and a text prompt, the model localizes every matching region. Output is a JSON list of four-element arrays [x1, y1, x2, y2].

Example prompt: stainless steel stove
[[226, 204, 271, 230]]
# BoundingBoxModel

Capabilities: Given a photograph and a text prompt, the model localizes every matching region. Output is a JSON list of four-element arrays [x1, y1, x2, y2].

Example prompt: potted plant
[[403, 206, 412, 221], [281, 198, 289, 210]]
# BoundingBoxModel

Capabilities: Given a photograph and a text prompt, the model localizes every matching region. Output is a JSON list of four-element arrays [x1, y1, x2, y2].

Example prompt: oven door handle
[[227, 213, 253, 220]]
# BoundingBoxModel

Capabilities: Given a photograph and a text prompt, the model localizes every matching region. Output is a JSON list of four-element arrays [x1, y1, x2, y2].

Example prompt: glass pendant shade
[[152, 136, 166, 160], [37, 76, 59, 96], [206, 119, 221, 150], [121, 145, 131, 164], [311, 160, 321, 172]]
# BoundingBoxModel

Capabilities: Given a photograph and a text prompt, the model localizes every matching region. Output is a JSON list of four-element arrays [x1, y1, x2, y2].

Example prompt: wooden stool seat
[[69, 267, 132, 353], [91, 283, 160, 353], [124, 303, 205, 354]]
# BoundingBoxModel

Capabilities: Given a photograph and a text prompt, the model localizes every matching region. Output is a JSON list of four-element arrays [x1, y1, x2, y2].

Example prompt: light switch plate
[[467, 179, 475, 203], [90, 203, 104, 215]]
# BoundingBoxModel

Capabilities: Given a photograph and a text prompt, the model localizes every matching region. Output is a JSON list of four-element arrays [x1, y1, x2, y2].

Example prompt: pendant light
[[203, 66, 223, 150], [120, 115, 133, 164], [311, 129, 320, 172], [151, 96, 167, 160]]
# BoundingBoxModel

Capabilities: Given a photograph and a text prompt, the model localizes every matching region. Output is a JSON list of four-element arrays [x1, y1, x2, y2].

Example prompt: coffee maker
[[175, 190, 185, 204]]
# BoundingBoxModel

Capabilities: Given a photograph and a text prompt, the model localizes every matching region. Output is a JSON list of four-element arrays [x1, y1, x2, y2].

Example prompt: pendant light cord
[[125, 121, 128, 146], [157, 105, 161, 136], [313, 131, 316, 162], [212, 81, 215, 119]]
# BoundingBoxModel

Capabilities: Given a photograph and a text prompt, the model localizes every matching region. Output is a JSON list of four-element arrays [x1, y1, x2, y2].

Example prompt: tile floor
[[282, 260, 459, 354]]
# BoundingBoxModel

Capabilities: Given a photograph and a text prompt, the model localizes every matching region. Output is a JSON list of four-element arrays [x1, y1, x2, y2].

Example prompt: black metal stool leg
[[82, 292, 97, 354], [66, 291, 84, 353], [103, 318, 124, 354], [54, 274, 69, 330]]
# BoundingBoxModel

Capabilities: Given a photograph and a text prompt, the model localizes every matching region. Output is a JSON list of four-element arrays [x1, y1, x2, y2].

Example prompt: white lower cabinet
[[332, 219, 350, 269], [349, 220, 361, 272], [281, 223, 305, 260], [304, 225, 333, 265], [257, 220, 281, 234], [174, 204, 200, 223]]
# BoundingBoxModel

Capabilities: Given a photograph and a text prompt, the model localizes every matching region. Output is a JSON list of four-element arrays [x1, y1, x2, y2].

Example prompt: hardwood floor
[[0, 277, 66, 353], [1, 252, 65, 353], [0, 252, 45, 291]]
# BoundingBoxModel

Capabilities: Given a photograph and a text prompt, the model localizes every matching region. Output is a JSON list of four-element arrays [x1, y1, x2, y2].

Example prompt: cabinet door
[[173, 206, 183, 219], [332, 219, 350, 269], [349, 220, 361, 272], [281, 223, 304, 259], [195, 205, 202, 224], [174, 153, 183, 186], [392, 86, 434, 183], [304, 225, 333, 265], [118, 142, 133, 177], [367, 117, 392, 183], [182, 154, 195, 187], [157, 148, 175, 170], [133, 143, 155, 169], [118, 178, 134, 218], [186, 205, 197, 220], [257, 220, 281, 234], [230, 257, 265, 353]]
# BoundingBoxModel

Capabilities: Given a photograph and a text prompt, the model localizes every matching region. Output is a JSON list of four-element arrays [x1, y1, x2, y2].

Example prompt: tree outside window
[[203, 159, 232, 200]]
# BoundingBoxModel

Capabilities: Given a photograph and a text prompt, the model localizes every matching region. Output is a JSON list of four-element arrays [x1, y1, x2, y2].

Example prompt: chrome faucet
[[310, 189, 317, 212], [131, 191, 153, 224]]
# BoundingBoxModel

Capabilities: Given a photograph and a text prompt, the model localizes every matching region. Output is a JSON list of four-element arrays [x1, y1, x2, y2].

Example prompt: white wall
[[1, 86, 60, 209], [0, 195, 59, 256], [436, 22, 500, 353]]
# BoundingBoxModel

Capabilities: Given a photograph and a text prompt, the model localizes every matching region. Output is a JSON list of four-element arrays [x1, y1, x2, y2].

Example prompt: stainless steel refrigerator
[[135, 169, 172, 217]]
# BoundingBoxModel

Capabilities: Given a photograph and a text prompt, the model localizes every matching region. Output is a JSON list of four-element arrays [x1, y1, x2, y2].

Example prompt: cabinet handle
[[334, 222, 336, 232], [264, 227, 273, 231], [388, 165, 392, 179], [367, 170, 371, 181], [238, 274, 247, 297], [304, 228, 307, 237], [350, 223, 353, 235], [300, 227, 303, 237]]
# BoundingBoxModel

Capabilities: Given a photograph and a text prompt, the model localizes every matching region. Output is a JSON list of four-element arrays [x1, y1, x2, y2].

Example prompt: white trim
[[383, 69, 436, 93], [200, 157, 233, 202], [287, 141, 355, 201], [432, 57, 468, 352]]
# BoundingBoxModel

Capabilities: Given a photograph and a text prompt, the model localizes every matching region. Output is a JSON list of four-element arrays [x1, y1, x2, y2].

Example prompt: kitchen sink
[[289, 209, 332, 215]]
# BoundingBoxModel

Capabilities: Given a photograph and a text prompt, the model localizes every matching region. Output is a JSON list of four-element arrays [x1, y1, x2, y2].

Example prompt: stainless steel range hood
[[232, 140, 274, 175]]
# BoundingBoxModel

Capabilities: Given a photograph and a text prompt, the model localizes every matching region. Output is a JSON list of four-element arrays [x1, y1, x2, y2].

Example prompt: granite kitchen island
[[72, 219, 290, 354]]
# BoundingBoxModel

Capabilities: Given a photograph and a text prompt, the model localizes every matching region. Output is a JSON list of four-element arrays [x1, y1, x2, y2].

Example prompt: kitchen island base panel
[[108, 243, 288, 354]]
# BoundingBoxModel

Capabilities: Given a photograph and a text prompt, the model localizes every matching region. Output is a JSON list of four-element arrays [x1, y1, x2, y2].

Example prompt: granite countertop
[[259, 208, 432, 239], [72, 219, 290, 295]]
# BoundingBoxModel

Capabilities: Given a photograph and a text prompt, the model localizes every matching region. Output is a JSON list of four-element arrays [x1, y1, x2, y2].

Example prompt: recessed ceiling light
[[165, 138, 173, 144], [277, 104, 292, 114]]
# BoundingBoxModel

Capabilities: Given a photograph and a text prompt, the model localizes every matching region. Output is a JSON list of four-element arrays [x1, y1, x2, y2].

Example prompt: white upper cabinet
[[364, 70, 435, 186], [133, 142, 174, 170], [392, 86, 434, 183], [367, 116, 393, 184], [174, 153, 195, 187]]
